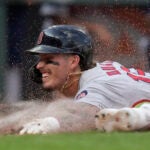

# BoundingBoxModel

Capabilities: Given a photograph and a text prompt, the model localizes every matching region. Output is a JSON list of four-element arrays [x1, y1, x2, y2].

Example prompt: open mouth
[[42, 73, 49, 80]]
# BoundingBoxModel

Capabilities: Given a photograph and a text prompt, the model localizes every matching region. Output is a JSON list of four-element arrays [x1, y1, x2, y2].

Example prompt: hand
[[19, 117, 60, 135], [95, 107, 150, 132]]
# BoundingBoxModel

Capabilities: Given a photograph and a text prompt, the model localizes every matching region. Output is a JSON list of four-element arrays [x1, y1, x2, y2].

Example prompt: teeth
[[42, 73, 49, 78]]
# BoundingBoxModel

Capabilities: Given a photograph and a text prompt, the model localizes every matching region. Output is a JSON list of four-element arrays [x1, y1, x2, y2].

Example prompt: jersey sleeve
[[74, 81, 128, 109], [74, 61, 150, 109]]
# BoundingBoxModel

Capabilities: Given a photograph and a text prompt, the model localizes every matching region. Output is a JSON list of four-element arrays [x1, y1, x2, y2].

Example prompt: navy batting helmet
[[26, 25, 93, 70]]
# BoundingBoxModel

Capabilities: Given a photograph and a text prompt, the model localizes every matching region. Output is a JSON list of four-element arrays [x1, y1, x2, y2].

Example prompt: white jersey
[[74, 61, 150, 109]]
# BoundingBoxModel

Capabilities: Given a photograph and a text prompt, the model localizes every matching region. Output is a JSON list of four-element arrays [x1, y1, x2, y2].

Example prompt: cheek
[[56, 62, 70, 74], [52, 65, 69, 81], [54, 67, 68, 80], [42, 63, 70, 89]]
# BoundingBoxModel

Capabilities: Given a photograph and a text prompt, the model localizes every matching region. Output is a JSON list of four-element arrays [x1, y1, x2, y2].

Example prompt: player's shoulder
[[80, 61, 121, 86], [98, 60, 122, 68]]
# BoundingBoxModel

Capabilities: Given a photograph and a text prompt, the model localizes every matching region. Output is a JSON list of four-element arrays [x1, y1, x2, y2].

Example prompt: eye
[[46, 60, 54, 64], [46, 60, 59, 65]]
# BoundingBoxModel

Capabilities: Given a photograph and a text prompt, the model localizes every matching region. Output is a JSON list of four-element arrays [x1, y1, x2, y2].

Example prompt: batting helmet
[[26, 25, 93, 70]]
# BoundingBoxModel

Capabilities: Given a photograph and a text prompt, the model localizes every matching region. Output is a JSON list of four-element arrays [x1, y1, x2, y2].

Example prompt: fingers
[[95, 107, 150, 132], [19, 122, 42, 135], [19, 117, 60, 135], [95, 108, 119, 132]]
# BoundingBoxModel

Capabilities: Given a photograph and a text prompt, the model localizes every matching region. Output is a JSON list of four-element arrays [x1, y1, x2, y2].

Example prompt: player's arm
[[19, 100, 99, 135], [95, 103, 150, 132], [57, 102, 99, 132]]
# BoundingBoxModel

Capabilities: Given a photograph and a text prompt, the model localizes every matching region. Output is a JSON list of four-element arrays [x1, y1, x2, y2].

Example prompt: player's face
[[36, 53, 76, 90]]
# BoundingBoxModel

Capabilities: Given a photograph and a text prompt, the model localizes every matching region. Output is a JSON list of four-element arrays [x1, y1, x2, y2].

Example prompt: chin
[[42, 83, 56, 91]]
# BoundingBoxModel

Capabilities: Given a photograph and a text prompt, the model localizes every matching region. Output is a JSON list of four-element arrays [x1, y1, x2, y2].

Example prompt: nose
[[36, 61, 45, 69]]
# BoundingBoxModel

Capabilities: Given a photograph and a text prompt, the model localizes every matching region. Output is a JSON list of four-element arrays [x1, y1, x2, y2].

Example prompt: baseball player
[[2, 25, 149, 134]]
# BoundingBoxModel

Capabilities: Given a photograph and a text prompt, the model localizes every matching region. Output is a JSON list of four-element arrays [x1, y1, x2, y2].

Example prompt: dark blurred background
[[0, 0, 149, 102]]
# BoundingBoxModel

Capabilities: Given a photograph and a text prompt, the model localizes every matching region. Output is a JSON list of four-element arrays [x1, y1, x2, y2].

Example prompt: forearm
[[54, 102, 99, 132], [0, 100, 100, 134]]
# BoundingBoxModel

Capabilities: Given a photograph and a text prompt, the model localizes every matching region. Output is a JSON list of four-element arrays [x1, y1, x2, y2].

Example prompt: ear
[[69, 55, 80, 70]]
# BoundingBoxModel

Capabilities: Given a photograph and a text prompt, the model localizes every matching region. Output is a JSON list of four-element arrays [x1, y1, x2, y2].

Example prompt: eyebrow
[[46, 60, 60, 65]]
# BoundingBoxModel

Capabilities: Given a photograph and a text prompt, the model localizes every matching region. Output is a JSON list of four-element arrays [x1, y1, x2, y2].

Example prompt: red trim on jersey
[[121, 66, 130, 72], [121, 66, 150, 83], [101, 67, 116, 70], [127, 73, 138, 81], [137, 69, 145, 76], [127, 72, 150, 82], [107, 70, 121, 76], [131, 99, 150, 107], [101, 63, 112, 66], [139, 76, 150, 83]]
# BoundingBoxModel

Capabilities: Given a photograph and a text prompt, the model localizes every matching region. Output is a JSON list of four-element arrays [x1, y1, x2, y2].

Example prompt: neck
[[60, 72, 82, 97]]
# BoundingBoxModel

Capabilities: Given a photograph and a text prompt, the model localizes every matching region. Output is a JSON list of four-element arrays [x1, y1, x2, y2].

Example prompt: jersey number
[[121, 66, 150, 83]]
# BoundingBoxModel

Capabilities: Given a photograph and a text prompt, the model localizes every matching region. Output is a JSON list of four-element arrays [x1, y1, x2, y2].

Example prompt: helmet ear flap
[[79, 45, 93, 71], [28, 64, 42, 84]]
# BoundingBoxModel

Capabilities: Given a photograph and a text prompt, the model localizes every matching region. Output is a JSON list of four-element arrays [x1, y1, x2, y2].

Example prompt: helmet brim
[[26, 45, 64, 55]]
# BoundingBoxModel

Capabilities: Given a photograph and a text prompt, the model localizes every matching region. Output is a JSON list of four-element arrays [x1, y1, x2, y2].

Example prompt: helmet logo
[[37, 32, 44, 45]]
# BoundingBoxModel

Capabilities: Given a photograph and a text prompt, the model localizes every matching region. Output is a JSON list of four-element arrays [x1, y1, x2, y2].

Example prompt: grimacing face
[[36, 53, 79, 91]]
